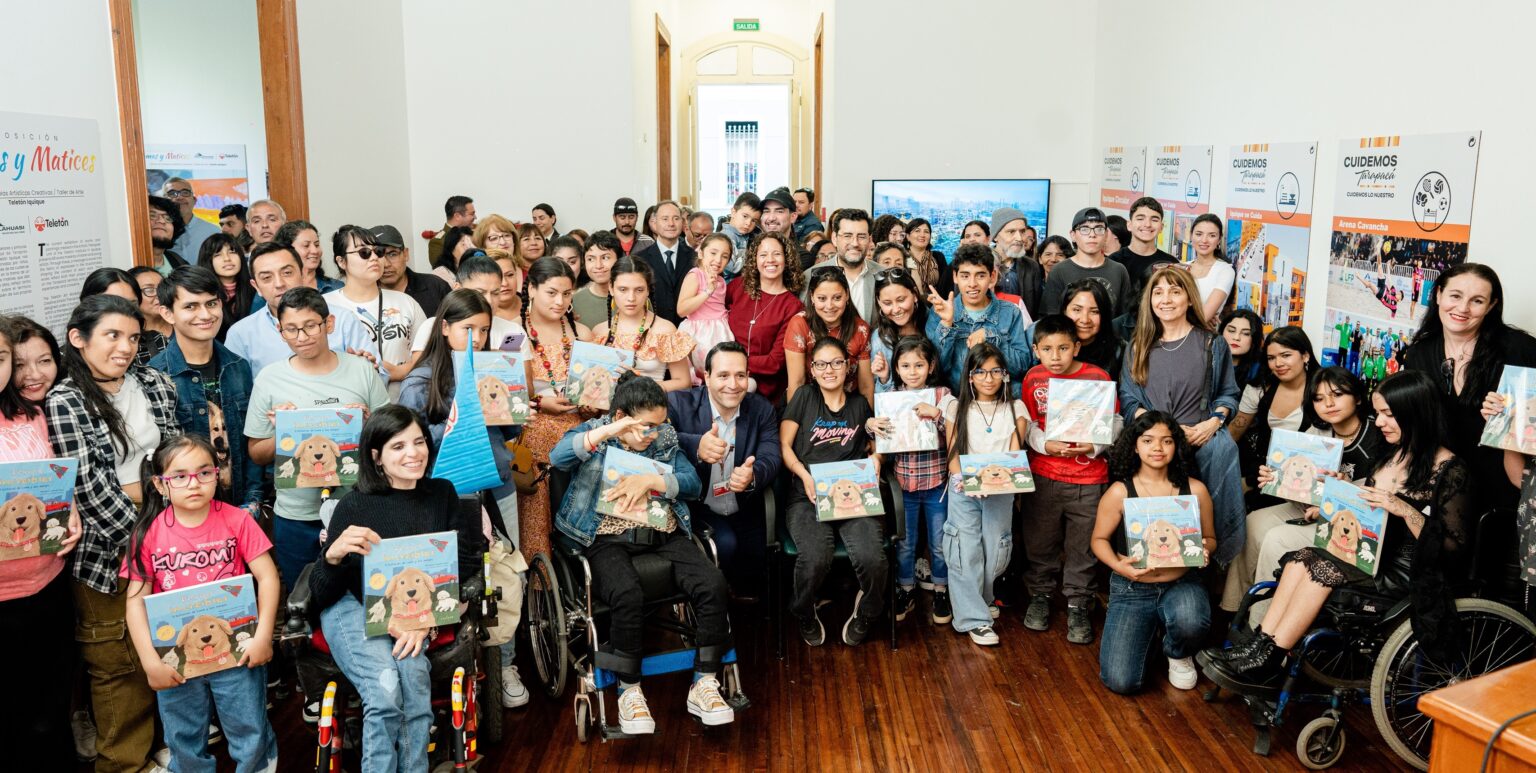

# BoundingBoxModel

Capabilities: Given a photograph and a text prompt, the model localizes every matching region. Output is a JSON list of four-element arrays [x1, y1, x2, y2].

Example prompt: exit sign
[[733, 19, 760, 31]]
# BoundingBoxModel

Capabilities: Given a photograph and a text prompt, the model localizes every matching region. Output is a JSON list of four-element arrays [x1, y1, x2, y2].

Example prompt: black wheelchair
[[281, 495, 505, 772], [1200, 510, 1536, 770], [524, 468, 749, 742]]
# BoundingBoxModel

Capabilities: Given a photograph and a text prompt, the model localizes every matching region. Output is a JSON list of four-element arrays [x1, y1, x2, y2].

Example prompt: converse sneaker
[[302, 701, 321, 724], [798, 611, 826, 647], [1066, 603, 1094, 645], [501, 664, 530, 708], [686, 676, 736, 726], [930, 587, 953, 624], [989, 601, 1002, 620], [617, 686, 656, 735], [893, 587, 915, 622], [915, 557, 934, 591], [1023, 593, 1051, 631], [969, 625, 1001, 646], [1167, 657, 1199, 690]]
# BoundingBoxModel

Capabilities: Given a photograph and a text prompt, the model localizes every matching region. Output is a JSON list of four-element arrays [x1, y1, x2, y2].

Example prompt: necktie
[[665, 249, 674, 271]]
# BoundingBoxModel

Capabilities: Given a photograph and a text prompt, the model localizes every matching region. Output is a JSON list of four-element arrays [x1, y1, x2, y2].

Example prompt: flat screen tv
[[871, 179, 1051, 260]]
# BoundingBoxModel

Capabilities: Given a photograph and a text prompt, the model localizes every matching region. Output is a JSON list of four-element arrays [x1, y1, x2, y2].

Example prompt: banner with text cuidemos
[[1148, 145, 1212, 262], [1226, 142, 1318, 331], [1098, 146, 1146, 218], [0, 111, 110, 332], [1323, 132, 1481, 386]]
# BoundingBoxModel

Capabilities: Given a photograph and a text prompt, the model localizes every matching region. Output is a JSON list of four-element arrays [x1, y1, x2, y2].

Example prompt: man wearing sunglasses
[[162, 177, 221, 260], [1042, 207, 1134, 316]]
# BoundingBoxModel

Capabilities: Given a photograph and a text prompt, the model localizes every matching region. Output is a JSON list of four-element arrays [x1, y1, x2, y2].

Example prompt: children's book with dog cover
[[595, 446, 673, 528], [0, 458, 77, 562], [1314, 478, 1385, 577], [958, 451, 1035, 496], [363, 531, 461, 638], [1481, 365, 1536, 455], [273, 408, 364, 490], [456, 350, 531, 427], [811, 459, 884, 521], [1123, 496, 1204, 569], [564, 342, 630, 411], [873, 389, 939, 454], [1043, 379, 1117, 445], [1260, 429, 1344, 505], [142, 573, 258, 678]]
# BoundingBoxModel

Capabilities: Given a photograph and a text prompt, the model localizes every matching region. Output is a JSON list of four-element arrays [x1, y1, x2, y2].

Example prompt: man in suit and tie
[[635, 200, 695, 324], [669, 342, 782, 597]]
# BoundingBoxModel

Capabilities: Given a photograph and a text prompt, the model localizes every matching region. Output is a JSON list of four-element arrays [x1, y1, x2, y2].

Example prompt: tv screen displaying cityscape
[[871, 179, 1051, 259]]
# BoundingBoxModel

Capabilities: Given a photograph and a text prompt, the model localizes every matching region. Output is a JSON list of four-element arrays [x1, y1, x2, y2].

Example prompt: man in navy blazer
[[634, 200, 695, 324], [669, 342, 781, 596]]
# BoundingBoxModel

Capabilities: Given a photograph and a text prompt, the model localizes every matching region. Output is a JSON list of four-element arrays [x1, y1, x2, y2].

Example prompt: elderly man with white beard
[[990, 207, 1044, 319]]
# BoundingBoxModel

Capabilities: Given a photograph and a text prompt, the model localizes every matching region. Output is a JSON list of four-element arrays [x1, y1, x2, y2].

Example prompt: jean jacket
[[147, 337, 263, 510], [550, 418, 703, 547], [933, 296, 1033, 389]]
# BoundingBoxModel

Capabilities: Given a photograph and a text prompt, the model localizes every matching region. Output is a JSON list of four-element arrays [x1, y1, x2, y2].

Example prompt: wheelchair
[[281, 495, 505, 772], [524, 468, 750, 742], [1200, 530, 1536, 770]]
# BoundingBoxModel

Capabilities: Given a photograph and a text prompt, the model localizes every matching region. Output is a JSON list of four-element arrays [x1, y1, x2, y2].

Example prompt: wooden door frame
[[656, 14, 672, 201], [813, 14, 823, 204], [107, 0, 309, 267]]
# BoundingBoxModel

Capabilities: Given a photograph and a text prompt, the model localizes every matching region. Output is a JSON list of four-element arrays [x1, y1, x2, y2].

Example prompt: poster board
[[1226, 142, 1318, 331], [1148, 145, 1214, 262], [144, 144, 249, 226], [1098, 146, 1147, 218]]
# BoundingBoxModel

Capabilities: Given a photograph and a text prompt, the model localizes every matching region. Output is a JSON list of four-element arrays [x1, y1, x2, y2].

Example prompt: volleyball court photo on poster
[[873, 389, 939, 454], [1481, 365, 1536, 455]]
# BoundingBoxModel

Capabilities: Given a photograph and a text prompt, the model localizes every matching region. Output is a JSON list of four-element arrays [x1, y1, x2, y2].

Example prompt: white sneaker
[[969, 625, 1001, 646], [617, 685, 656, 735], [686, 676, 736, 726], [70, 710, 97, 762], [1168, 656, 1199, 690], [500, 664, 530, 708], [302, 700, 320, 724]]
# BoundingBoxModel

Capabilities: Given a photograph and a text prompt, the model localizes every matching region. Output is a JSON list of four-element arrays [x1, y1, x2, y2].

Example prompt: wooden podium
[[1420, 659, 1536, 771]]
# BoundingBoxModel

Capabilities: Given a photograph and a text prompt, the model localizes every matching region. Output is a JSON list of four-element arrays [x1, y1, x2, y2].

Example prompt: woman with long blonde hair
[[1118, 265, 1245, 569]]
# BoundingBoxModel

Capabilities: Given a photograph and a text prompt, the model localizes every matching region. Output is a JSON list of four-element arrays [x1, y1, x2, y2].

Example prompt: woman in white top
[[1185, 214, 1235, 329], [323, 224, 426, 395]]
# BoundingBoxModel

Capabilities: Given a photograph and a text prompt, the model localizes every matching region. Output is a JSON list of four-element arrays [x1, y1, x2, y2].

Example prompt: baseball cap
[[613, 197, 638, 215], [762, 186, 794, 210], [1071, 207, 1107, 230], [370, 224, 405, 248]]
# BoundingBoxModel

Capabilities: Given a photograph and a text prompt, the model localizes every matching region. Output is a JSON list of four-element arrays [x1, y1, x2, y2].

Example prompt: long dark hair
[[197, 233, 256, 326], [873, 267, 927, 350], [603, 256, 655, 347], [1372, 370, 1446, 486], [62, 295, 144, 450], [519, 256, 579, 350], [126, 434, 222, 583], [1108, 410, 1195, 490], [1191, 213, 1227, 261], [1219, 308, 1265, 388], [437, 226, 477, 274], [0, 316, 58, 420], [419, 289, 494, 424], [1257, 325, 1318, 390], [80, 267, 139, 301], [356, 404, 432, 495], [948, 342, 1020, 465], [804, 266, 862, 343], [1301, 366, 1370, 431], [1411, 263, 1519, 404], [1060, 279, 1121, 375]]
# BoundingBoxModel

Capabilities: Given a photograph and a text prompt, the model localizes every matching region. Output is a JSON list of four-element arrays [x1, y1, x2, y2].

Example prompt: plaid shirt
[[893, 388, 952, 493], [46, 365, 181, 594]]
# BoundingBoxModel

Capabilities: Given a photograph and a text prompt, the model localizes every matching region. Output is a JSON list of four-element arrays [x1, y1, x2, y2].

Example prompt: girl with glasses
[[785, 269, 873, 403]]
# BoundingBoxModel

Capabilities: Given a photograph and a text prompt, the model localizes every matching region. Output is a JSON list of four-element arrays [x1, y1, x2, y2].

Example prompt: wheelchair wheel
[[1300, 638, 1376, 689], [527, 552, 570, 698], [574, 694, 592, 743], [479, 645, 504, 746], [1370, 597, 1536, 770], [1296, 715, 1346, 769]]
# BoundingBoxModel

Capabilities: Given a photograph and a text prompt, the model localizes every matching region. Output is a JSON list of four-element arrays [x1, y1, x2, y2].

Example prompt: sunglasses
[[874, 267, 911, 283], [346, 247, 384, 262]]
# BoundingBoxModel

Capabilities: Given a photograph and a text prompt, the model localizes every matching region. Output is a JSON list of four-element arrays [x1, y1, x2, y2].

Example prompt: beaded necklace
[[607, 309, 652, 367], [528, 316, 572, 390]]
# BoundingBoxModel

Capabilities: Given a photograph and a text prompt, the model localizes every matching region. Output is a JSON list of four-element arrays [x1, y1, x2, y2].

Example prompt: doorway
[[694, 84, 791, 218]]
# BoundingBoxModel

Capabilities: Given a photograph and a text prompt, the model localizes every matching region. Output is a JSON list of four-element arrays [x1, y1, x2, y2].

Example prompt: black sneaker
[[798, 611, 826, 647], [931, 588, 953, 624], [893, 587, 915, 622], [842, 590, 871, 646], [1066, 604, 1094, 645], [1207, 633, 1287, 692], [1023, 593, 1051, 632]]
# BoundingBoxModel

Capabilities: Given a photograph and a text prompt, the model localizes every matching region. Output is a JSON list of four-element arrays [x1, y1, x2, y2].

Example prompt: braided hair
[[604, 256, 656, 363], [520, 257, 580, 382]]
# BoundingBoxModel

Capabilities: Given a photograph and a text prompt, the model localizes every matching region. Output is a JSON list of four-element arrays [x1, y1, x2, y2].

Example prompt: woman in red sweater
[[726, 232, 805, 406]]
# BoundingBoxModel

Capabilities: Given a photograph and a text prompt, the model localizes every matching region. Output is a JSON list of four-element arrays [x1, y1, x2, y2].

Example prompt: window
[[725, 120, 759, 202]]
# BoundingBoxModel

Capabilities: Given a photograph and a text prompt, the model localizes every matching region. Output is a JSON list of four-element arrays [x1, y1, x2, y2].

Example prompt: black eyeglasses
[[874, 267, 911, 283], [346, 247, 383, 262]]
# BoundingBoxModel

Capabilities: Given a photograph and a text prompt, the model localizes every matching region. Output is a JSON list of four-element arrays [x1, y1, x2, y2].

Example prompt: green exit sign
[[733, 19, 760, 31]]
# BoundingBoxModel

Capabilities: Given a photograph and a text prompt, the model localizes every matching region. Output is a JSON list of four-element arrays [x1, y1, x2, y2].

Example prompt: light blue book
[[1315, 478, 1386, 577], [873, 388, 939, 454], [456, 350, 531, 426], [811, 459, 884, 521], [0, 458, 77, 561], [1261, 429, 1344, 505], [143, 574, 258, 678], [596, 447, 673, 528], [274, 408, 364, 490], [565, 341, 630, 410], [1124, 496, 1203, 569], [958, 451, 1035, 496], [363, 531, 461, 637], [1481, 365, 1536, 455]]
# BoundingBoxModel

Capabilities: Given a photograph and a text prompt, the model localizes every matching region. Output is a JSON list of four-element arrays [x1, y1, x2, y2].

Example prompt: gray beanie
[[990, 207, 1027, 237]]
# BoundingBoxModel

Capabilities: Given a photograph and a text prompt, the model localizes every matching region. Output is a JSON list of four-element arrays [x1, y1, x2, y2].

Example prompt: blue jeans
[[1193, 431, 1245, 568], [898, 483, 948, 589], [1099, 572, 1210, 694], [272, 517, 322, 593], [319, 594, 431, 773], [943, 476, 1014, 633], [159, 664, 277, 773]]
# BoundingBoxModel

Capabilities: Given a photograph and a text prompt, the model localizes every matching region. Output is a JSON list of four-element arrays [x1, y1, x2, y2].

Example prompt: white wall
[[296, 0, 414, 243], [134, 0, 269, 202], [826, 0, 1098, 237], [4, 0, 132, 268], [1093, 0, 1536, 338]]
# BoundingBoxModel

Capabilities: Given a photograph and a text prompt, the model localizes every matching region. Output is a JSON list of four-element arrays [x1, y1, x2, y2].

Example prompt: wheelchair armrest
[[881, 470, 906, 542], [283, 563, 317, 635]]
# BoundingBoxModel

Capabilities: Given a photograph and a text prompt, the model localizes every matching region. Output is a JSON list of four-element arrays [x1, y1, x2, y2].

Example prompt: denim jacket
[[1116, 329, 1240, 422], [550, 417, 703, 547], [933, 296, 1032, 389], [872, 314, 944, 394], [147, 337, 263, 509]]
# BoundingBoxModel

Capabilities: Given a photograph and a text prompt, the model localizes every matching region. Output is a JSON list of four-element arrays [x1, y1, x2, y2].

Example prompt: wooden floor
[[265, 590, 1415, 772]]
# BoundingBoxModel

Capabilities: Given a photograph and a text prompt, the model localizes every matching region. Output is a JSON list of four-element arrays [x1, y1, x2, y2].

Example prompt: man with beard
[[246, 199, 287, 244], [220, 203, 254, 251], [792, 187, 824, 242], [162, 177, 220, 259], [802, 208, 876, 321], [613, 196, 653, 255], [990, 207, 1043, 319], [760, 186, 796, 240], [148, 195, 190, 276]]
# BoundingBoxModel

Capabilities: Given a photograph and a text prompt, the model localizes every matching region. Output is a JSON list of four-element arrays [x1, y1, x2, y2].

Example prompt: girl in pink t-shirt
[[123, 435, 279, 772]]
